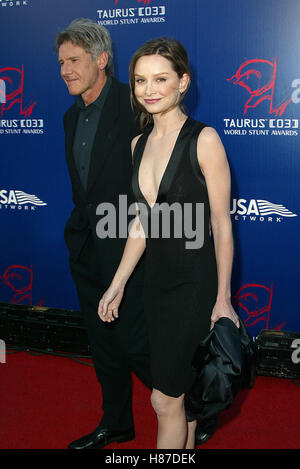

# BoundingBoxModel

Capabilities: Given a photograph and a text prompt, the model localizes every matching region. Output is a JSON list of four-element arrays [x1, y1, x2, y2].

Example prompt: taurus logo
[[227, 58, 291, 116], [0, 66, 37, 117], [1, 264, 46, 306], [233, 283, 286, 333], [1, 264, 33, 304], [233, 283, 273, 329]]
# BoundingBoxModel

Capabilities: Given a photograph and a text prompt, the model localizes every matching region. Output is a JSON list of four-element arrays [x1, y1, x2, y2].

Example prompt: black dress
[[132, 117, 218, 398]]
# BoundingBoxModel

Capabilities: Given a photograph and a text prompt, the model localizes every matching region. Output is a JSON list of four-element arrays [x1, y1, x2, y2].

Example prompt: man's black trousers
[[69, 234, 152, 431]]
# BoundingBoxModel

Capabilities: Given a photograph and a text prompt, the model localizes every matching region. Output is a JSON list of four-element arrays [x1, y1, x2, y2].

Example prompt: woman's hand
[[98, 283, 124, 323], [210, 298, 240, 330]]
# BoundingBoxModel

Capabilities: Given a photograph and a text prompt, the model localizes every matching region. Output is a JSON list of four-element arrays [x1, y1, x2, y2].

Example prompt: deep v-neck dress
[[132, 117, 218, 397]]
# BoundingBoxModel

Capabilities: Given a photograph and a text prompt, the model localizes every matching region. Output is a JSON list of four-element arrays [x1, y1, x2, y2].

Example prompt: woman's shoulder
[[187, 118, 220, 144], [186, 118, 220, 150], [188, 118, 214, 136], [194, 122, 227, 167]]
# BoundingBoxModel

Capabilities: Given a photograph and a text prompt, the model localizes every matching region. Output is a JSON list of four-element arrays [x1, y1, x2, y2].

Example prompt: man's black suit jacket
[[63, 77, 143, 290]]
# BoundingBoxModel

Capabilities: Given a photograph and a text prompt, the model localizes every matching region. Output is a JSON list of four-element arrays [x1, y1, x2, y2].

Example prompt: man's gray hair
[[55, 18, 114, 76]]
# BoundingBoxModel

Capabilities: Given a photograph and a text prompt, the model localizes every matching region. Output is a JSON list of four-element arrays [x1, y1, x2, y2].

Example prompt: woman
[[98, 37, 239, 449]]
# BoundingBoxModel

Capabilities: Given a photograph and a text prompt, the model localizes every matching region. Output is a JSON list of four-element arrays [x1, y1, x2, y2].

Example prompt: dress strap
[[132, 129, 151, 167], [131, 129, 151, 204], [189, 121, 207, 188]]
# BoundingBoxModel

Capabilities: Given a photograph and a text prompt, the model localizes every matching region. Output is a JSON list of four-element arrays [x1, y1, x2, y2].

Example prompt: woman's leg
[[185, 420, 197, 449], [151, 389, 193, 449]]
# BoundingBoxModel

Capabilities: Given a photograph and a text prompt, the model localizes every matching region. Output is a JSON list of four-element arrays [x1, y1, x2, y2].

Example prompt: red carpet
[[0, 351, 299, 449]]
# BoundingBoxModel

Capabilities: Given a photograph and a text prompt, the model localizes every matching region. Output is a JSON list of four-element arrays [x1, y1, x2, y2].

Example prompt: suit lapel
[[86, 78, 120, 193]]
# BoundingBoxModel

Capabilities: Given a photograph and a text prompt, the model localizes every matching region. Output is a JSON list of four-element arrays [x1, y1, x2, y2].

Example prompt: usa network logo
[[0, 189, 47, 211], [0, 0, 29, 7], [231, 198, 297, 223]]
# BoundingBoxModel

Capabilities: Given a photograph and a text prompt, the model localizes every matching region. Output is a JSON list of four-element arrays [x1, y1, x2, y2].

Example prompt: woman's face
[[134, 54, 189, 116]]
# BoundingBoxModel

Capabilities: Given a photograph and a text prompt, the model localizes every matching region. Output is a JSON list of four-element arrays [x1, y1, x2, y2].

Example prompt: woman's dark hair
[[129, 37, 190, 129]]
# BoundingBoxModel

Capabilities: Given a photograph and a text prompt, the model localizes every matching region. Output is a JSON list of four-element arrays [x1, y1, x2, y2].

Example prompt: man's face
[[58, 41, 100, 100]]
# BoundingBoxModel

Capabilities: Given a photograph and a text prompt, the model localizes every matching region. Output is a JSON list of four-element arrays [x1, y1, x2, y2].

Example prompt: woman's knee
[[150, 389, 184, 418]]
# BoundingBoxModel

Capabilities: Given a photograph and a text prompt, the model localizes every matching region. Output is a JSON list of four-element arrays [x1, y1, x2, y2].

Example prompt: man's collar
[[76, 76, 112, 110]]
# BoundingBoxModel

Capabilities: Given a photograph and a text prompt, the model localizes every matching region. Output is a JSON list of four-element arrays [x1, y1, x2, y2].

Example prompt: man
[[56, 18, 151, 449], [56, 18, 216, 449]]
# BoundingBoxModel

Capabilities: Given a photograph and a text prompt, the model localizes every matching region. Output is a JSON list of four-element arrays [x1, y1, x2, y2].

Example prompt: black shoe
[[195, 416, 218, 446], [68, 425, 135, 449]]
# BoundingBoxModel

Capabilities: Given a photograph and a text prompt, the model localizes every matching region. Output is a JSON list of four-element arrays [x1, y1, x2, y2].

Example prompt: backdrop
[[0, 0, 299, 338]]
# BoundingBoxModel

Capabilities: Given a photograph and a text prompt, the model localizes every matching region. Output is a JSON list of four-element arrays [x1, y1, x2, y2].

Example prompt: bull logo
[[233, 283, 286, 335], [0, 66, 37, 117], [227, 58, 291, 116], [1, 264, 46, 306], [1, 264, 34, 304]]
